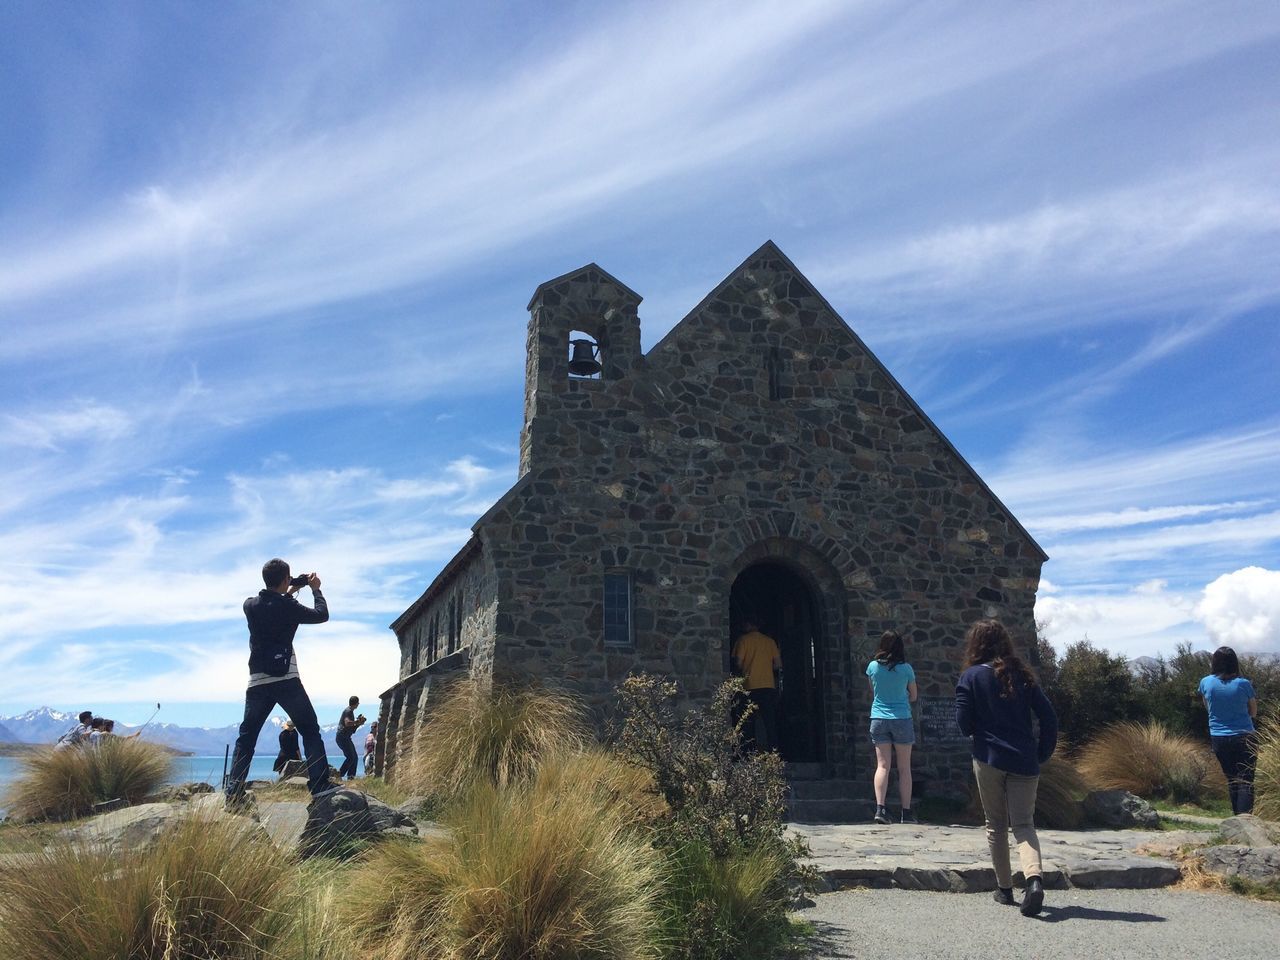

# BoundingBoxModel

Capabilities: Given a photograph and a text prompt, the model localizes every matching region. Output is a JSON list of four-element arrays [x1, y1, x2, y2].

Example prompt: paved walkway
[[791, 822, 1202, 891], [797, 887, 1280, 960]]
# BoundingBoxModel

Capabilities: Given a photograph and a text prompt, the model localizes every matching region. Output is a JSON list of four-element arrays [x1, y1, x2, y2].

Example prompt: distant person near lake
[[225, 558, 333, 809], [364, 721, 378, 775], [1199, 645, 1259, 815], [866, 630, 918, 824], [335, 696, 366, 780]]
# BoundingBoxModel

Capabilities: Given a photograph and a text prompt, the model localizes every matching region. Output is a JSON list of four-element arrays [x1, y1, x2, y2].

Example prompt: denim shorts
[[869, 717, 915, 746]]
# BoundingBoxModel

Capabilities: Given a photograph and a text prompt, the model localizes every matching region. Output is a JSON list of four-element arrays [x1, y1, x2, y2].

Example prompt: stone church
[[375, 241, 1046, 809]]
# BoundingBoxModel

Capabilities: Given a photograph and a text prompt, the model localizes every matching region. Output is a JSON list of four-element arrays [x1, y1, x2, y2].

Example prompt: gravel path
[[797, 887, 1280, 959]]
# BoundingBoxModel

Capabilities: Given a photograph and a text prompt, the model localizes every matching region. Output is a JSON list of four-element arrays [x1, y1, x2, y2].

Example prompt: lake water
[[0, 753, 347, 815]]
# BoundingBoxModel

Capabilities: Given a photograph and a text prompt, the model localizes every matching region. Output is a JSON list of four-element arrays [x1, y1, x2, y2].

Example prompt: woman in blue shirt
[[1198, 646, 1259, 815], [866, 630, 918, 824]]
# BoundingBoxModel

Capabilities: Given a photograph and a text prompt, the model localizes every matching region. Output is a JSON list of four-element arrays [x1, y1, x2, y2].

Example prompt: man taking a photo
[[335, 695, 366, 780], [225, 558, 332, 809]]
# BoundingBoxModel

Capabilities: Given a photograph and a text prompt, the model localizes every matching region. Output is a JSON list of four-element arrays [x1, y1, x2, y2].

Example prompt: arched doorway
[[729, 561, 825, 763]]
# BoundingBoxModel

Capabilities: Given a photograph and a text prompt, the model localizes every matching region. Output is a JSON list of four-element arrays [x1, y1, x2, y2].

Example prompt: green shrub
[[4, 738, 175, 822], [1043, 639, 1140, 747], [0, 815, 304, 960], [655, 837, 795, 960], [342, 761, 661, 960], [396, 678, 591, 803], [1077, 720, 1224, 804], [1132, 643, 1211, 738]]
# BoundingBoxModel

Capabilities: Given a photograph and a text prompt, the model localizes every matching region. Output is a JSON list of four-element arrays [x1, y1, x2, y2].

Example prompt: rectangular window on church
[[603, 573, 633, 648]]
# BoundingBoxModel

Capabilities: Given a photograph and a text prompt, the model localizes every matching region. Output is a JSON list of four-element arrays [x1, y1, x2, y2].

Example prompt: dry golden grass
[[1034, 755, 1088, 829], [1254, 722, 1280, 821], [396, 678, 591, 802], [0, 815, 300, 960], [1077, 720, 1224, 804], [341, 764, 661, 960], [3, 738, 175, 822]]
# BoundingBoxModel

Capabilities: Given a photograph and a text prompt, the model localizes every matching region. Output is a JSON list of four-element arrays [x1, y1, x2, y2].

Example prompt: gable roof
[[650, 240, 1048, 562], [526, 262, 644, 311]]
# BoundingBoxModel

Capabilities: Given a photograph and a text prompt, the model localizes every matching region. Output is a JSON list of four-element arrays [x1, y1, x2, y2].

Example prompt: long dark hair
[[874, 630, 906, 669], [963, 619, 1037, 699], [1211, 646, 1240, 680]]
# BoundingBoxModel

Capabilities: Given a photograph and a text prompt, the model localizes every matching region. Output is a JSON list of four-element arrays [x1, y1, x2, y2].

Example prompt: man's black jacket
[[244, 589, 328, 676]]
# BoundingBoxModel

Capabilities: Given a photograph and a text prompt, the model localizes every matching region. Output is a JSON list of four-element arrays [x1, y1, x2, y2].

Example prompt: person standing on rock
[[732, 619, 782, 751], [955, 619, 1057, 917], [1199, 646, 1258, 815], [866, 630, 918, 824], [225, 559, 333, 809], [335, 696, 366, 780]]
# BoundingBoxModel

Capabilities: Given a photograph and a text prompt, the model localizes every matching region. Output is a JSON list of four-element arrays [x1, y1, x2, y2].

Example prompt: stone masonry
[[377, 240, 1046, 798]]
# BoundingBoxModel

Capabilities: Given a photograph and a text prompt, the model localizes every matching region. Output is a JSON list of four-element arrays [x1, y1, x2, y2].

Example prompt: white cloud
[[1026, 501, 1267, 535], [0, 401, 134, 451], [1195, 566, 1280, 653], [1036, 580, 1199, 658]]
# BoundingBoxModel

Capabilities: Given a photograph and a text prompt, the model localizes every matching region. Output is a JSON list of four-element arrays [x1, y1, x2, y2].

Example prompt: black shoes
[[873, 805, 890, 824], [993, 887, 1017, 906], [1020, 876, 1044, 916], [900, 808, 918, 824]]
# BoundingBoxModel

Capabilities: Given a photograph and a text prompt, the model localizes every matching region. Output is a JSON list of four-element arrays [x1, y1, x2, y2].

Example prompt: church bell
[[568, 338, 602, 377]]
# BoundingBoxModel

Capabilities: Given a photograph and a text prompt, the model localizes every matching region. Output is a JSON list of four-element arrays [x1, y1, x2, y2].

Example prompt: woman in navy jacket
[[955, 619, 1057, 917]]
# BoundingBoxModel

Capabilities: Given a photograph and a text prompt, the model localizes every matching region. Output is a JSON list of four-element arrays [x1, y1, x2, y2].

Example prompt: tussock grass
[[397, 678, 591, 802], [341, 764, 661, 960], [1077, 721, 1224, 804], [3, 738, 175, 822], [1253, 721, 1280, 821], [0, 815, 300, 960], [655, 837, 795, 960], [1034, 754, 1088, 829]]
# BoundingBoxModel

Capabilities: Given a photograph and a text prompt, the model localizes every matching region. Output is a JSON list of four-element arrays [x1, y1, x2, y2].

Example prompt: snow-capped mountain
[[0, 707, 345, 756]]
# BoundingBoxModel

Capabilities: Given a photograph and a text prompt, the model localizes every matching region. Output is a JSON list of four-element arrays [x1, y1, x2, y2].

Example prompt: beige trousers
[[972, 759, 1042, 888]]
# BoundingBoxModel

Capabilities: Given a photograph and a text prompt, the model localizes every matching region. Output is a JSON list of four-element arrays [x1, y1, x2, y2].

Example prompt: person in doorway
[[225, 559, 333, 809], [866, 630, 918, 824], [54, 710, 94, 750], [955, 619, 1057, 917], [336, 696, 366, 780], [274, 719, 301, 776], [364, 721, 379, 775], [1199, 646, 1258, 814], [732, 619, 782, 751]]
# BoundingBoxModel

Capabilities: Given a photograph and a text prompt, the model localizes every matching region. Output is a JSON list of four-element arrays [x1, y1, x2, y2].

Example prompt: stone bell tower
[[519, 264, 644, 476]]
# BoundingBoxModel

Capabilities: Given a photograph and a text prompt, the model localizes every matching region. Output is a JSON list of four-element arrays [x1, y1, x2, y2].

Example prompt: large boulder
[[298, 789, 417, 859], [1219, 814, 1280, 847], [1200, 845, 1280, 884], [60, 802, 185, 853], [1082, 790, 1160, 829]]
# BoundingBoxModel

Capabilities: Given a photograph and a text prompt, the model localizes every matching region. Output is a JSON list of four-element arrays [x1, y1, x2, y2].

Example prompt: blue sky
[[2, 0, 1278, 728]]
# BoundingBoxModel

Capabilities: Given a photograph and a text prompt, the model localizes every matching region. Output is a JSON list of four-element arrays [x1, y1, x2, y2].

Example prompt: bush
[[4, 738, 175, 822], [396, 678, 590, 803], [0, 815, 303, 960], [656, 837, 795, 960], [1253, 721, 1280, 822], [1044, 639, 1141, 747], [1077, 721, 1224, 804], [1132, 643, 1211, 738], [613, 674, 789, 856], [342, 760, 661, 960]]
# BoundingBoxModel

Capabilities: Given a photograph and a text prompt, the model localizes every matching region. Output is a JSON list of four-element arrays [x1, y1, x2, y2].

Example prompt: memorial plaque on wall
[[919, 695, 967, 744]]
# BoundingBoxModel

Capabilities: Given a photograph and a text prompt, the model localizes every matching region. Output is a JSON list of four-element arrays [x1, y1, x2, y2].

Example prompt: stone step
[[788, 798, 875, 824], [785, 762, 825, 780], [789, 779, 862, 801]]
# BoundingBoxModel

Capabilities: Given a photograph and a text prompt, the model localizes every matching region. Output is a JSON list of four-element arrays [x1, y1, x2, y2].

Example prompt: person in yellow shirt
[[732, 619, 782, 751]]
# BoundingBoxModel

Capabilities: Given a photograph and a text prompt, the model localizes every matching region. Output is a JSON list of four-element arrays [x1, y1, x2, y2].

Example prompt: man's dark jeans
[[1211, 733, 1257, 814], [227, 678, 329, 798], [336, 733, 359, 780], [747, 687, 780, 752]]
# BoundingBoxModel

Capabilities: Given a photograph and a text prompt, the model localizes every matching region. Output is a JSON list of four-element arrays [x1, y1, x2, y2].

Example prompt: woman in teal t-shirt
[[866, 630, 918, 824], [1198, 646, 1259, 814]]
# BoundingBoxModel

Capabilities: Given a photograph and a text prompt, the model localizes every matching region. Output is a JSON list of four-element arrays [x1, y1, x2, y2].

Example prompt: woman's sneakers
[[1020, 876, 1044, 916], [873, 805, 890, 824], [900, 808, 918, 824], [992, 887, 1017, 906]]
